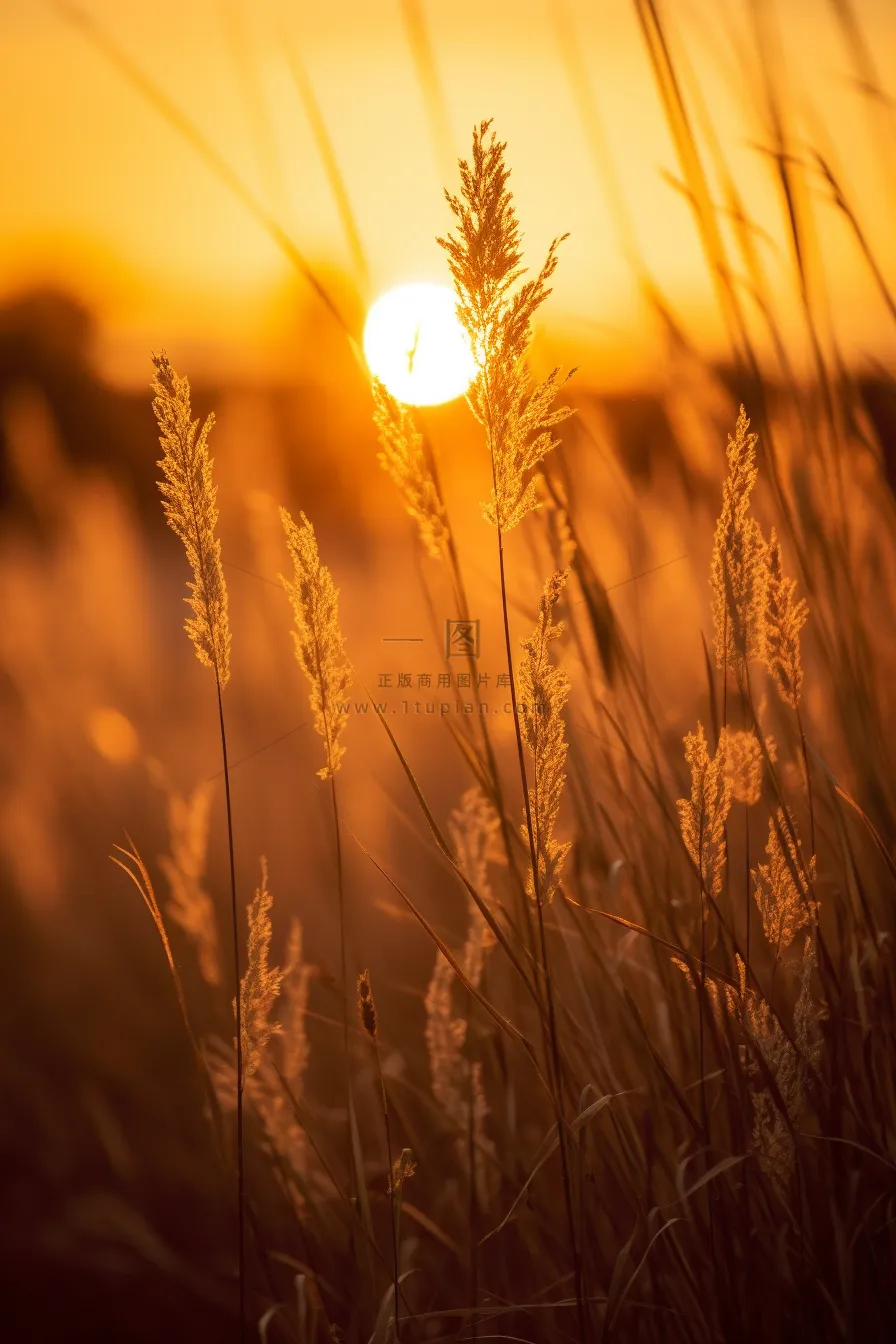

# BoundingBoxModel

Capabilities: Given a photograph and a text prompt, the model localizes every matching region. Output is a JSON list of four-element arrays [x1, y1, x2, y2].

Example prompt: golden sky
[[3, 0, 896, 386]]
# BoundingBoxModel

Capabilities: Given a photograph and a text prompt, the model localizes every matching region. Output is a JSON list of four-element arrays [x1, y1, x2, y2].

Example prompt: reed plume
[[677, 722, 732, 903], [208, 909, 311, 1198], [678, 932, 824, 1189], [747, 935, 823, 1188], [372, 377, 449, 560], [239, 917, 312, 1201], [238, 858, 283, 1079], [518, 571, 572, 904], [207, 865, 287, 1092], [425, 956, 463, 1105], [151, 353, 230, 685], [449, 786, 503, 921], [387, 1149, 417, 1195], [438, 120, 573, 532], [671, 950, 745, 1023], [752, 809, 818, 957], [426, 789, 500, 1205], [280, 919, 312, 1102], [279, 508, 352, 779], [256, 918, 311, 1190], [158, 781, 221, 987], [452, 787, 499, 999], [710, 406, 766, 678], [762, 528, 808, 709], [357, 969, 378, 1040], [721, 728, 765, 806]]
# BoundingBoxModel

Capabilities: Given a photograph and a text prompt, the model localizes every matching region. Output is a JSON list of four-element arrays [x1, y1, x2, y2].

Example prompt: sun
[[363, 282, 476, 407]]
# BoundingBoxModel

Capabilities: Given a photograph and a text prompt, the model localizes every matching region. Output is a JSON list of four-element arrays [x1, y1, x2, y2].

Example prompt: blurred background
[[3, 1, 896, 1338]]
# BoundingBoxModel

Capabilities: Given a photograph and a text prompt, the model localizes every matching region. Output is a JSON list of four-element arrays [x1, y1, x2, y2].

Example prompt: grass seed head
[[763, 528, 808, 709], [238, 857, 283, 1079], [357, 969, 378, 1040], [710, 406, 766, 679], [387, 1147, 417, 1194], [722, 727, 765, 806], [279, 508, 353, 779], [158, 781, 221, 987], [438, 121, 574, 532], [752, 808, 818, 956], [151, 353, 231, 686], [677, 722, 732, 903], [371, 376, 450, 560], [518, 569, 572, 904]]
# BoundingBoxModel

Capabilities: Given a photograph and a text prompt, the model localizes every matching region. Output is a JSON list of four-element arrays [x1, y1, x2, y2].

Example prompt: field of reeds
[[3, 3, 896, 1343]]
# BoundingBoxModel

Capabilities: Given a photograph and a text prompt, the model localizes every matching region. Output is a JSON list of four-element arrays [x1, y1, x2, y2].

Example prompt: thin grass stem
[[491, 507, 588, 1343], [216, 675, 245, 1343]]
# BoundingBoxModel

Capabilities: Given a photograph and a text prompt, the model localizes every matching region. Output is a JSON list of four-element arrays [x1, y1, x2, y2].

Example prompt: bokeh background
[[3, 1, 896, 1339]]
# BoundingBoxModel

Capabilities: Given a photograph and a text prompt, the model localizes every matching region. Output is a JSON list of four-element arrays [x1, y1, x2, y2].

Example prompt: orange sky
[[3, 0, 896, 387]]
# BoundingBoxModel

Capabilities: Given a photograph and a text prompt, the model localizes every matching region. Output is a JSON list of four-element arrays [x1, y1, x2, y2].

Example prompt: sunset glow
[[362, 283, 475, 406]]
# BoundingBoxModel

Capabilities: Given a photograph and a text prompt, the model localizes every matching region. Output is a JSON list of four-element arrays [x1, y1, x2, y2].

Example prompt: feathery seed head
[[448, 786, 503, 908], [238, 858, 283, 1078], [208, 906, 311, 1191], [357, 969, 378, 1039], [752, 809, 818, 955], [387, 1148, 417, 1195], [676, 931, 824, 1190], [281, 918, 311, 1089], [440, 121, 525, 344], [518, 570, 572, 903], [710, 406, 766, 678], [677, 722, 732, 903], [453, 788, 500, 990], [151, 353, 231, 686], [671, 951, 745, 1022], [794, 933, 826, 1061], [248, 915, 311, 1191], [676, 850, 824, 1193], [425, 956, 466, 1118], [748, 933, 823, 1188], [722, 727, 765, 806], [158, 781, 221, 987], [279, 508, 352, 779], [438, 122, 574, 532], [424, 787, 500, 1204], [762, 528, 808, 709], [371, 377, 450, 560]]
